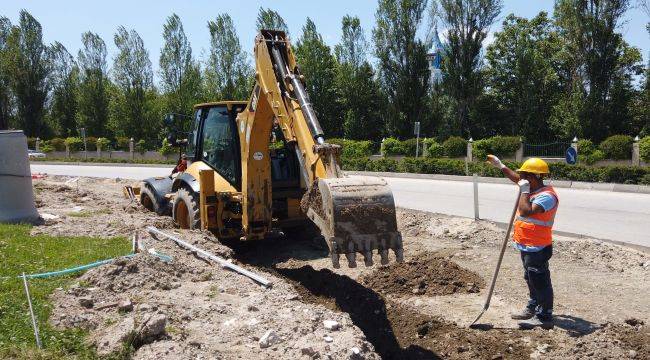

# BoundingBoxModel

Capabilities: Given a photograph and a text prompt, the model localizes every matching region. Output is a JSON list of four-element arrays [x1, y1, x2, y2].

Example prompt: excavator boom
[[240, 30, 403, 267]]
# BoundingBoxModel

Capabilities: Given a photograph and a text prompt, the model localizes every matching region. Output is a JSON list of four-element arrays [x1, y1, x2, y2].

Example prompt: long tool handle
[[481, 189, 522, 310]]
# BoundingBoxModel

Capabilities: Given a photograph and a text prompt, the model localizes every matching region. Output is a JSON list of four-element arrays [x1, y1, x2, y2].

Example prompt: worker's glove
[[486, 154, 506, 169], [517, 179, 531, 194]]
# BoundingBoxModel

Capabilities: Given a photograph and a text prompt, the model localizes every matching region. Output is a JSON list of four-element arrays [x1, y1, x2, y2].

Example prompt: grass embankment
[[0, 224, 130, 359]]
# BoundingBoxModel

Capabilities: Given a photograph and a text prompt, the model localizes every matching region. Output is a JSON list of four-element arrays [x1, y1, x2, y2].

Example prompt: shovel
[[469, 188, 522, 328]]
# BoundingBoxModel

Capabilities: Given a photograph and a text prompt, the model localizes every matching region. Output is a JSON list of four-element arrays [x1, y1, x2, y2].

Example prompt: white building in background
[[427, 27, 444, 86]]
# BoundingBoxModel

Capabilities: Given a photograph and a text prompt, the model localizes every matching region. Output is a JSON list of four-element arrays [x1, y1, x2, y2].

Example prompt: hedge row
[[29, 137, 156, 153], [30, 157, 177, 165], [341, 157, 650, 185]]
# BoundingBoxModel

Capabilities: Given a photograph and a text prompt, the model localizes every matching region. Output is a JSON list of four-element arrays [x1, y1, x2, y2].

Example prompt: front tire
[[140, 185, 169, 215], [172, 188, 200, 229]]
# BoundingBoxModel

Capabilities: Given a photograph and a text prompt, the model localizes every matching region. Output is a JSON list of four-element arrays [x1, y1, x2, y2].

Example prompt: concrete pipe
[[0, 130, 40, 224]]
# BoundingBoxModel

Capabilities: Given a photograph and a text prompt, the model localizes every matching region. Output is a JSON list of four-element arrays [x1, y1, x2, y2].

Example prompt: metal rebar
[[22, 272, 42, 349], [146, 226, 272, 288]]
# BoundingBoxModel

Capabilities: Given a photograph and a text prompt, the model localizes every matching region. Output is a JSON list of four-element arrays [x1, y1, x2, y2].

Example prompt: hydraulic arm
[[237, 30, 403, 268]]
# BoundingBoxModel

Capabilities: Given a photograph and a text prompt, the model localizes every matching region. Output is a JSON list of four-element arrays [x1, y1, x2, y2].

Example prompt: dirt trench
[[227, 233, 536, 359]]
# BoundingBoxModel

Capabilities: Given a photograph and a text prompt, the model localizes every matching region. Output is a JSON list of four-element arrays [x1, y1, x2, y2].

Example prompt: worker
[[487, 155, 558, 330], [171, 153, 188, 175]]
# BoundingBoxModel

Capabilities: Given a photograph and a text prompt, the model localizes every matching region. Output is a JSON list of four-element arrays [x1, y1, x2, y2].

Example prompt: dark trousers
[[520, 245, 554, 319]]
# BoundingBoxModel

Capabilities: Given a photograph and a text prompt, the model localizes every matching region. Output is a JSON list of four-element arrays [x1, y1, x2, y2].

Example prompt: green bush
[[640, 174, 650, 185], [64, 137, 83, 151], [600, 166, 647, 184], [584, 149, 605, 165], [159, 138, 175, 156], [599, 135, 633, 160], [442, 136, 467, 157], [340, 157, 650, 185], [577, 139, 596, 156], [96, 137, 111, 151], [27, 137, 37, 149], [85, 136, 97, 151], [329, 139, 374, 158], [47, 138, 66, 151], [135, 139, 147, 154], [39, 143, 54, 153], [639, 136, 650, 163], [341, 157, 371, 171], [382, 137, 406, 156], [423, 139, 444, 158], [473, 136, 521, 161], [116, 137, 131, 151], [402, 138, 422, 156], [367, 158, 399, 172]]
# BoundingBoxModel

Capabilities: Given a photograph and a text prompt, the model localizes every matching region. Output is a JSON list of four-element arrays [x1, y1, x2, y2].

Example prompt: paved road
[[31, 164, 650, 248]]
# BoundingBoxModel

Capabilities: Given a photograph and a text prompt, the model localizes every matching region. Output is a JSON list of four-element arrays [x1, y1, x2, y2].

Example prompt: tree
[[335, 15, 367, 70], [433, 0, 502, 137], [0, 17, 13, 130], [159, 14, 201, 124], [205, 14, 252, 101], [256, 7, 289, 33], [334, 16, 384, 141], [484, 12, 562, 140], [4, 10, 51, 136], [295, 18, 342, 137], [554, 0, 634, 141], [77, 32, 109, 137], [373, 0, 430, 139], [110, 26, 159, 143], [48, 42, 79, 137]]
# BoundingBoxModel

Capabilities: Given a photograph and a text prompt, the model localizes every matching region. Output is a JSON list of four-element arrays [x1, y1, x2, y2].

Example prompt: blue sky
[[2, 0, 648, 82]]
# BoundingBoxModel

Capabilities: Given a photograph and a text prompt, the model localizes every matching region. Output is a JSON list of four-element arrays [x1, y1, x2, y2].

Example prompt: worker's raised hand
[[517, 179, 531, 194], [486, 154, 506, 169]]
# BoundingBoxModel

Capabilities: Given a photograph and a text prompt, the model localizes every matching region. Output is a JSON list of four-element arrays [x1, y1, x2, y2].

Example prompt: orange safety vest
[[513, 186, 559, 247]]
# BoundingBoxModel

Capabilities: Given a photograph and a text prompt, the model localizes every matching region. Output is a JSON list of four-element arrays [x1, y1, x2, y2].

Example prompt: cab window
[[186, 109, 201, 159], [201, 107, 240, 186]]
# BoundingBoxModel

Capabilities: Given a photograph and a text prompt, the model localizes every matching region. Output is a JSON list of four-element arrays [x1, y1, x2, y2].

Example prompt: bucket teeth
[[345, 252, 357, 268], [380, 250, 389, 265], [363, 251, 373, 267]]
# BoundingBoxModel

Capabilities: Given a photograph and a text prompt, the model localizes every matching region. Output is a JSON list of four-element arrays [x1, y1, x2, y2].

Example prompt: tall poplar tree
[[77, 32, 109, 137], [295, 18, 342, 137], [205, 14, 252, 101], [434, 0, 502, 137], [159, 14, 201, 122], [373, 0, 430, 138], [110, 26, 159, 142], [256, 7, 289, 33], [48, 42, 79, 136], [5, 11, 50, 136]]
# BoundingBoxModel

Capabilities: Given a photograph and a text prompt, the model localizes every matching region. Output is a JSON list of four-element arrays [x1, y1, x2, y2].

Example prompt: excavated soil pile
[[278, 265, 535, 359], [361, 253, 484, 296]]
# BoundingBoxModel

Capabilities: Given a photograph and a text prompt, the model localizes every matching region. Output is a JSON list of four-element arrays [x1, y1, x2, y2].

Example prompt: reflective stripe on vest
[[516, 215, 554, 227], [513, 186, 559, 247]]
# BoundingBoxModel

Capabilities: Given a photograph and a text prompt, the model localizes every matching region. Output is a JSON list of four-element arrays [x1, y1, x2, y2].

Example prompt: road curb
[[346, 171, 650, 194]]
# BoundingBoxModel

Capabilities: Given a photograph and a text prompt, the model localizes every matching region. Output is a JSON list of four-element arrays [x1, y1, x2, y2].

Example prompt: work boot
[[518, 315, 554, 330], [510, 306, 535, 320]]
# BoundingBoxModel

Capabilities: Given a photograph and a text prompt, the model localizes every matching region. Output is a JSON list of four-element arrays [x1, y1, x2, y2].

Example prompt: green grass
[[0, 223, 130, 359]]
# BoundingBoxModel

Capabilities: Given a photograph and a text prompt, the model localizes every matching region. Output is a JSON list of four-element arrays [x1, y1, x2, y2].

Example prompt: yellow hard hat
[[517, 157, 550, 174]]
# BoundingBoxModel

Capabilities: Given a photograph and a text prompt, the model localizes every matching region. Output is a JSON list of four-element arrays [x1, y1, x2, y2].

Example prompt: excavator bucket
[[303, 176, 404, 268]]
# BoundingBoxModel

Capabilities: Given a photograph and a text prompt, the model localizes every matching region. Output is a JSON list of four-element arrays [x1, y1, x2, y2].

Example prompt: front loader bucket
[[303, 176, 404, 268]]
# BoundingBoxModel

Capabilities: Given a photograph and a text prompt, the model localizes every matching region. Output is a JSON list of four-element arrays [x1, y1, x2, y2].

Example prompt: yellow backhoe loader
[[136, 30, 403, 268]]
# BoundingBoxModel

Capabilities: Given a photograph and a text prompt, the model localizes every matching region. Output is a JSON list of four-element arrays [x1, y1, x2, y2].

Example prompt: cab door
[[198, 106, 242, 190]]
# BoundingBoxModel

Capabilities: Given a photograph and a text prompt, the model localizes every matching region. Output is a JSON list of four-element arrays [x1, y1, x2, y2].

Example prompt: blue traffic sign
[[566, 147, 577, 165]]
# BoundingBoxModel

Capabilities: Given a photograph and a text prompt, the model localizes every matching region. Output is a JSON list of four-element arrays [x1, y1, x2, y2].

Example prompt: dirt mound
[[361, 253, 484, 296]]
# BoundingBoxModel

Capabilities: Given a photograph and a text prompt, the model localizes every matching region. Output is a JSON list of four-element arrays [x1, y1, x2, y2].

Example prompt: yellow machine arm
[[236, 30, 403, 268]]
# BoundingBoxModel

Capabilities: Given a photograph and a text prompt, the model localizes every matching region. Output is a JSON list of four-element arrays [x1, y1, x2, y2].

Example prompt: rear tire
[[172, 188, 201, 229], [140, 186, 168, 215]]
